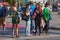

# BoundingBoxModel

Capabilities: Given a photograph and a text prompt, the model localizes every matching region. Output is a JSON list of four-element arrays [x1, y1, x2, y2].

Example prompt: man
[[43, 3, 52, 34], [29, 2, 36, 31], [0, 2, 7, 34]]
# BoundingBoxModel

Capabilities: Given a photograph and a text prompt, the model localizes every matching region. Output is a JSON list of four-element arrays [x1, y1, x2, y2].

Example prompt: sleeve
[[43, 8, 48, 21]]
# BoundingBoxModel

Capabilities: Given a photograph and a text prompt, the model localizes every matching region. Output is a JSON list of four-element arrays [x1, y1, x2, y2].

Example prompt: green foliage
[[5, 0, 15, 5], [5, 0, 26, 6]]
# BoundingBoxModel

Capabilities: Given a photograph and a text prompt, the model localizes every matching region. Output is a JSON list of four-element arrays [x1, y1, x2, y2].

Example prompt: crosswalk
[[0, 23, 26, 28]]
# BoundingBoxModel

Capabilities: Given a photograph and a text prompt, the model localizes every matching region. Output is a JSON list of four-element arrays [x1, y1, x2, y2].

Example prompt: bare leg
[[16, 24, 19, 37], [3, 24, 6, 34], [12, 24, 15, 38], [2, 19, 6, 34]]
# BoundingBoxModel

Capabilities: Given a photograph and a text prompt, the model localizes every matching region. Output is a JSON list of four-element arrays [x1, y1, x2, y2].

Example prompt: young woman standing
[[25, 4, 31, 36], [33, 3, 43, 35], [11, 2, 20, 38]]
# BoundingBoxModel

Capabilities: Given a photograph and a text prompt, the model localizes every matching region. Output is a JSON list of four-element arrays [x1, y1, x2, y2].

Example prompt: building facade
[[29, 0, 44, 2]]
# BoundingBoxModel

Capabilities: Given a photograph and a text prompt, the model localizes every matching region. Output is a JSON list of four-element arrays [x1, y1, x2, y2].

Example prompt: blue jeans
[[30, 17, 35, 30], [26, 17, 31, 35]]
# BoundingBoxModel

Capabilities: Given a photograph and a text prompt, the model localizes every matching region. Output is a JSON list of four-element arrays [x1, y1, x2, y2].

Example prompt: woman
[[43, 3, 52, 34], [33, 4, 43, 35], [25, 4, 31, 36], [11, 2, 20, 38]]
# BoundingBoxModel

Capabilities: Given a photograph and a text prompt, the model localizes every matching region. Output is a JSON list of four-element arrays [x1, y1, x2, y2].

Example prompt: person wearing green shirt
[[43, 3, 52, 34]]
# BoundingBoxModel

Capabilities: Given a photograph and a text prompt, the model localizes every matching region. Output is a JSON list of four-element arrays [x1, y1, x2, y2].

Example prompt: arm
[[43, 8, 50, 21]]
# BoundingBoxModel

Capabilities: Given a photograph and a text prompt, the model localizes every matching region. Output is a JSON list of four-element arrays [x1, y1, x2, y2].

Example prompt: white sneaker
[[26, 34, 32, 36]]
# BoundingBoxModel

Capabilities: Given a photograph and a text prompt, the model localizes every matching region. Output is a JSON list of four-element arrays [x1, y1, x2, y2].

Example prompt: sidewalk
[[49, 12, 60, 30], [0, 33, 60, 40]]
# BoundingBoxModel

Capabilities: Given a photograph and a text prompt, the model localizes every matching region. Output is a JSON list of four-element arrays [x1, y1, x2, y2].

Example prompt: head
[[22, 2, 24, 5], [45, 3, 50, 7], [36, 3, 40, 8], [12, 2, 18, 7], [26, 4, 30, 9], [39, 5, 42, 8], [29, 2, 33, 5], [33, 2, 36, 5]]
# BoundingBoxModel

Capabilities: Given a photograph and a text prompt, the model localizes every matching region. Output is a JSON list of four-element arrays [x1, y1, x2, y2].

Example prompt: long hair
[[26, 4, 30, 9], [25, 4, 30, 13], [12, 2, 18, 7]]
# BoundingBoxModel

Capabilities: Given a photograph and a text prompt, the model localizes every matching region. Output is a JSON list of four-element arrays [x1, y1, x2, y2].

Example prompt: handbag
[[22, 13, 29, 21]]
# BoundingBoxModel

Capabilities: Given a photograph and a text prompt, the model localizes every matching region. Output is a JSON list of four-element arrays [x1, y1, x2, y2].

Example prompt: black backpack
[[21, 8, 29, 21]]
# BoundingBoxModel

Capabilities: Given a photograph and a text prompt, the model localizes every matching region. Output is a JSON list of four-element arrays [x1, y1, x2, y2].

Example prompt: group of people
[[0, 1, 52, 38], [23, 2, 52, 36]]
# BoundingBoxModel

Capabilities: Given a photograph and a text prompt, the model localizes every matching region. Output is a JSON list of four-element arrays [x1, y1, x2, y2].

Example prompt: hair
[[29, 2, 33, 5], [26, 4, 30, 9], [12, 1, 15, 6], [12, 1, 18, 6], [45, 2, 50, 7], [3, 0, 5, 2], [36, 3, 39, 6]]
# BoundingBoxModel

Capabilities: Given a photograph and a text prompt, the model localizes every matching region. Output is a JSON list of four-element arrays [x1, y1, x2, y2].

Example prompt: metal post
[[19, 0, 20, 7]]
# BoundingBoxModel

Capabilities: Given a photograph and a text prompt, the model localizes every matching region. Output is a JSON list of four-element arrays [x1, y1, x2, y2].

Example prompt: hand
[[36, 11, 39, 13], [32, 15, 35, 18], [26, 14, 29, 16], [30, 10, 32, 12], [34, 13, 36, 16], [26, 12, 29, 16], [18, 12, 20, 14]]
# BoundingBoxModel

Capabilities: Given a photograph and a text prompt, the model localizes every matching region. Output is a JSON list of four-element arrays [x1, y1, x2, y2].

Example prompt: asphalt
[[0, 29, 60, 40]]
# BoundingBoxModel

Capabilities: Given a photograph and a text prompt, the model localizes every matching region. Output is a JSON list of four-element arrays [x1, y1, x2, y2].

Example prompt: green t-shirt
[[43, 7, 51, 21]]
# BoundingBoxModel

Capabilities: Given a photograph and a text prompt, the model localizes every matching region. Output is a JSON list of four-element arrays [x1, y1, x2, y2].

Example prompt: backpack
[[21, 6, 26, 13], [21, 8, 29, 21], [0, 6, 7, 17]]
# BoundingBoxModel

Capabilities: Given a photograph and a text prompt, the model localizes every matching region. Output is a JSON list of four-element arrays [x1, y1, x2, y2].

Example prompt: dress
[[12, 7, 20, 24]]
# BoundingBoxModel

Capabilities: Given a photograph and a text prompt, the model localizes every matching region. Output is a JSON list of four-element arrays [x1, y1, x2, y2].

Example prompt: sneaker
[[46, 31, 48, 34], [26, 34, 32, 36], [16, 35, 19, 37]]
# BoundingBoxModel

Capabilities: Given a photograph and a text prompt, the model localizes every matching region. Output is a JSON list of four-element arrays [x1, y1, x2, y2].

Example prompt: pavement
[[0, 12, 60, 40], [0, 30, 60, 40], [49, 12, 60, 30]]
